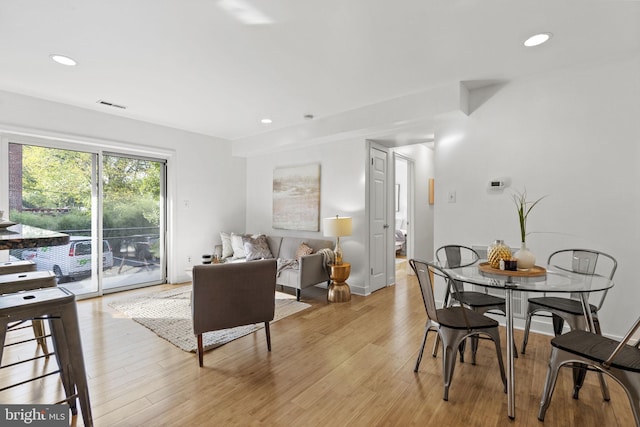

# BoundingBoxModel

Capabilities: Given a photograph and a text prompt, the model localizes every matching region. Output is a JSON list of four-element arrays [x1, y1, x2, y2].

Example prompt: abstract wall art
[[273, 163, 321, 231]]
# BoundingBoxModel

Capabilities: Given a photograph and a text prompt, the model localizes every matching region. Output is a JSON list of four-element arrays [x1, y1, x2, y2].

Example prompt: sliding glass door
[[102, 153, 165, 292], [6, 141, 166, 297]]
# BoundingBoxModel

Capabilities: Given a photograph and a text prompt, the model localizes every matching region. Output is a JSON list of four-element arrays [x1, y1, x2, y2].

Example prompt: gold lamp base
[[328, 262, 351, 303]]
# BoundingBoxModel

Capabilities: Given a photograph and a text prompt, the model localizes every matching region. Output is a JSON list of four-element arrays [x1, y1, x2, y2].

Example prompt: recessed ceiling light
[[50, 54, 77, 66], [524, 33, 552, 47], [261, 118, 272, 124]]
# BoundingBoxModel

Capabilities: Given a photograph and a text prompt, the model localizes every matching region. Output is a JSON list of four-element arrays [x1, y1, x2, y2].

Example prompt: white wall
[[0, 90, 246, 284], [434, 56, 640, 339], [245, 138, 368, 294]]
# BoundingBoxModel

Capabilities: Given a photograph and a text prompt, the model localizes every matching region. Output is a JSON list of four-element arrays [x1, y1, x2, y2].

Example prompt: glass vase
[[514, 242, 536, 270]]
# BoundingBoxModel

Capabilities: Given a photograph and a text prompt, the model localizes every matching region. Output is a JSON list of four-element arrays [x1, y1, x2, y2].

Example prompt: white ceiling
[[1, 0, 639, 143]]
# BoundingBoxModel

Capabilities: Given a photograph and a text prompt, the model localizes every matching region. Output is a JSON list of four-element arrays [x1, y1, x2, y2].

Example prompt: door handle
[[383, 224, 389, 229]]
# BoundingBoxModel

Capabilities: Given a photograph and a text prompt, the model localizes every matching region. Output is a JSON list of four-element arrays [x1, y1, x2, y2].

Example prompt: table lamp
[[323, 215, 352, 265]]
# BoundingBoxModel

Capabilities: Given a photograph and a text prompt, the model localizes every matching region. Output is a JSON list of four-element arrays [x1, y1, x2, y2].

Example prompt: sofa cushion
[[243, 234, 274, 261], [220, 232, 234, 259], [296, 243, 313, 260]]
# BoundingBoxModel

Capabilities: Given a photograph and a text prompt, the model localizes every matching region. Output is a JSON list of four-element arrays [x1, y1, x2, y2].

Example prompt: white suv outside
[[24, 236, 114, 281]]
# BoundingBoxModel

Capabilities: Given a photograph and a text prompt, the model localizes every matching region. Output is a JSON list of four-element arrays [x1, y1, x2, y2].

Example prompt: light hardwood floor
[[1, 260, 635, 426]]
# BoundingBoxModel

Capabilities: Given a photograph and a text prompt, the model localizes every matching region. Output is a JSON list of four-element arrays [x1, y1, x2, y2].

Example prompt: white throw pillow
[[230, 233, 247, 259], [220, 232, 234, 259]]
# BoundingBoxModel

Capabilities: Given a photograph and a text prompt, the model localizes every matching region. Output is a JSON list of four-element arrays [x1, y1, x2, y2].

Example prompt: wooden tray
[[478, 262, 546, 277]]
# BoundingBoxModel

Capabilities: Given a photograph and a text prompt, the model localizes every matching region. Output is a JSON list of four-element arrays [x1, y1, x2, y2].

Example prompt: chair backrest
[[436, 245, 480, 268], [547, 249, 617, 308], [435, 245, 480, 298], [409, 259, 439, 321], [409, 259, 471, 328]]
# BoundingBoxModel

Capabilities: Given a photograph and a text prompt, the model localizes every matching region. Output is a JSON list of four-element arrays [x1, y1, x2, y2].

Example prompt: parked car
[[23, 236, 114, 281]]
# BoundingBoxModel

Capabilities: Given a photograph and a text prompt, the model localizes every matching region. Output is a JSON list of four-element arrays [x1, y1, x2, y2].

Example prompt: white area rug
[[109, 287, 310, 353]]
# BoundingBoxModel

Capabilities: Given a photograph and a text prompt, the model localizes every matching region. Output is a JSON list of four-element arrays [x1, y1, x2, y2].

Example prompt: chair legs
[[462, 304, 517, 365], [440, 328, 506, 400], [418, 325, 506, 401], [264, 322, 272, 351], [552, 314, 565, 336], [616, 370, 640, 427], [433, 334, 468, 363], [197, 324, 273, 367], [416, 322, 433, 372], [539, 347, 638, 426], [522, 306, 609, 401], [435, 321, 517, 366], [197, 334, 204, 367], [485, 328, 507, 393], [522, 309, 534, 355], [538, 347, 562, 421], [441, 331, 462, 401], [32, 319, 49, 355], [571, 318, 608, 400]]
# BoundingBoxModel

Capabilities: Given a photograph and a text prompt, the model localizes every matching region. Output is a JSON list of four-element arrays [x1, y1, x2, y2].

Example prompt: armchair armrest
[[298, 252, 330, 288]]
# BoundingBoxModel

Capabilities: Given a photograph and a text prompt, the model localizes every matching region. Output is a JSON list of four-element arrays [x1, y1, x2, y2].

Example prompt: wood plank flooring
[[0, 260, 635, 426]]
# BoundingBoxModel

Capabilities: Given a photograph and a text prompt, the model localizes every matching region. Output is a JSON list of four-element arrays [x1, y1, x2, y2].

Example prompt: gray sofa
[[216, 234, 334, 301]]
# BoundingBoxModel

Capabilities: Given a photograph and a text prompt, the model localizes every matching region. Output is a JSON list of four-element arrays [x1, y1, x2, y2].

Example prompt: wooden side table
[[328, 262, 351, 303]]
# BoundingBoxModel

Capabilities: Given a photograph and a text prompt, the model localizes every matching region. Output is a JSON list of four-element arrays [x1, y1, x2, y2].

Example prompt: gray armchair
[[191, 258, 277, 367]]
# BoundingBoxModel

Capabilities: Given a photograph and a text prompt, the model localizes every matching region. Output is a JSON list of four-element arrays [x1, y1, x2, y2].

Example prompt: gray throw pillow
[[242, 234, 274, 261]]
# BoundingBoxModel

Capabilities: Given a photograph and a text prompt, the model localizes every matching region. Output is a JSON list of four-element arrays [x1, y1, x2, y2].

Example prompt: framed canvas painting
[[273, 164, 320, 231]]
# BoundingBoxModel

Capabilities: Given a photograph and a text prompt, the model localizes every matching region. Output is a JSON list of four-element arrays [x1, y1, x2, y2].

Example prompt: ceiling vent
[[96, 100, 127, 109]]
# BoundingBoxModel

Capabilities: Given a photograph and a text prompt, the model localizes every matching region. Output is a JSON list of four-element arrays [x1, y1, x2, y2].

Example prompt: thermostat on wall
[[487, 177, 511, 192]]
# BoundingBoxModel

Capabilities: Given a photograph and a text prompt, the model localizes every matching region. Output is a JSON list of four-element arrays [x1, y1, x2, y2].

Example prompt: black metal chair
[[538, 316, 640, 426], [409, 259, 507, 401], [435, 245, 515, 364]]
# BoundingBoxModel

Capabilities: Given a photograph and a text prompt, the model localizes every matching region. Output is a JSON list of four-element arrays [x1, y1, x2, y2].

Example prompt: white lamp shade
[[323, 216, 352, 237]]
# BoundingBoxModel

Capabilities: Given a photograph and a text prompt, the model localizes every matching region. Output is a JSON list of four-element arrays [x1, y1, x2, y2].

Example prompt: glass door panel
[[7, 143, 99, 296], [101, 153, 165, 292]]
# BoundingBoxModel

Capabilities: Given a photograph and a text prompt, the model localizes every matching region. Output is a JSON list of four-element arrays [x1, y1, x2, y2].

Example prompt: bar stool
[[0, 287, 93, 426], [0, 270, 56, 354], [0, 260, 37, 274]]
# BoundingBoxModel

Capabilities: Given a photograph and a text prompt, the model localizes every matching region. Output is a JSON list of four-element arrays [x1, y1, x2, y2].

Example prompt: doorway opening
[[394, 156, 408, 261], [394, 154, 413, 276]]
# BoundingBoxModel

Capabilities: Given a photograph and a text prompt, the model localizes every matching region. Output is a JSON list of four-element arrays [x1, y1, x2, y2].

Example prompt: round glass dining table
[[437, 262, 615, 420]]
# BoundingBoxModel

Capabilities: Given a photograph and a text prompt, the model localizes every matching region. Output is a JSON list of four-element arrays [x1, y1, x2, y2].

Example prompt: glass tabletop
[[0, 224, 70, 250], [440, 262, 614, 293]]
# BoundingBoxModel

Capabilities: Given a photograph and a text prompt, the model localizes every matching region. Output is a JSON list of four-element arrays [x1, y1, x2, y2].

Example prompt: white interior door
[[369, 146, 388, 293]]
